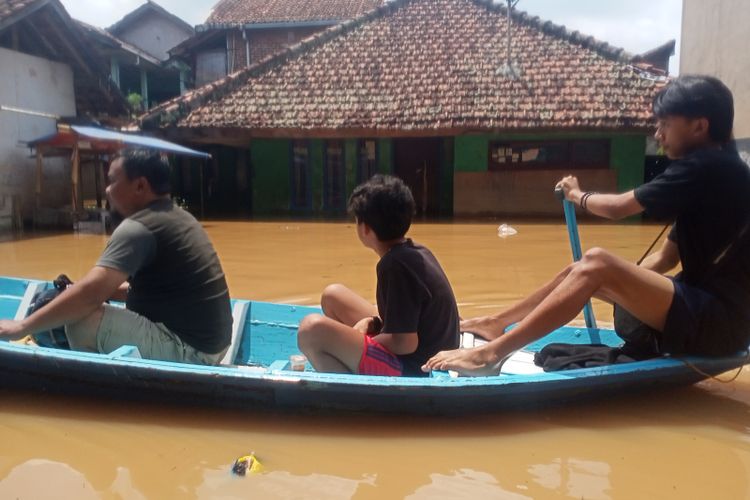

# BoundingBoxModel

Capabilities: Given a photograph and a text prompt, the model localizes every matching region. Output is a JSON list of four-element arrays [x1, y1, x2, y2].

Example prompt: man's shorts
[[614, 278, 748, 357], [94, 304, 227, 365], [358, 335, 403, 376]]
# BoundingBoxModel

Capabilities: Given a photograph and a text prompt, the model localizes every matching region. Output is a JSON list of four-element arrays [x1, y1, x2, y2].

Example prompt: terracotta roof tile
[[144, 0, 666, 134], [204, 0, 384, 26]]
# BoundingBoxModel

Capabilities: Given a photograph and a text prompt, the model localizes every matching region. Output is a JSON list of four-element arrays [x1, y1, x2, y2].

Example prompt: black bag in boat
[[535, 305, 662, 371], [26, 274, 73, 349]]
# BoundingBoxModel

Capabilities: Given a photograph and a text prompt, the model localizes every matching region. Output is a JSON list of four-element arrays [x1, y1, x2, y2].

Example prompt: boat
[[1, 275, 748, 414]]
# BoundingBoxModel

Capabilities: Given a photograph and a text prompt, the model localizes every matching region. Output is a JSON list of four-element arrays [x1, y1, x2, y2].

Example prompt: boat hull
[[1, 276, 747, 414]]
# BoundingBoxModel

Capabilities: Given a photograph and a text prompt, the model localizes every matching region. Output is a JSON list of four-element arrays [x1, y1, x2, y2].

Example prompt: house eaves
[[77, 20, 162, 67], [0, 0, 52, 32]]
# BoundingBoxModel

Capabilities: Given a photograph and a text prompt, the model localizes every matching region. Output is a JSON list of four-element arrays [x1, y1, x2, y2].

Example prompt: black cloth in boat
[[534, 341, 657, 371]]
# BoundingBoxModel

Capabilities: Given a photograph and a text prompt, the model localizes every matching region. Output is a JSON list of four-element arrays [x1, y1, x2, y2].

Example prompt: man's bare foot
[[421, 345, 505, 377], [460, 315, 508, 341]]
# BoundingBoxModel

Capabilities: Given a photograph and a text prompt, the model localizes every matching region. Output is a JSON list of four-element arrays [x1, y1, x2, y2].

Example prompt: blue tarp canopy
[[28, 124, 210, 217], [28, 125, 210, 159]]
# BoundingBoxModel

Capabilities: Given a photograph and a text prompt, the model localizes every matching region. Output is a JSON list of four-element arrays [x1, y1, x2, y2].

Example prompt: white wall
[[0, 47, 76, 223], [117, 17, 192, 61], [681, 0, 750, 145]]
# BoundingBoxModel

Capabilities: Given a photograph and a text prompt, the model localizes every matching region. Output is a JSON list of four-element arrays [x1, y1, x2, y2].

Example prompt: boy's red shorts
[[358, 335, 403, 376]]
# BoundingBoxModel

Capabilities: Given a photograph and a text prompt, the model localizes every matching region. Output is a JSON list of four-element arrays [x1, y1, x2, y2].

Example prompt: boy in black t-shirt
[[424, 75, 750, 376], [297, 175, 460, 376]]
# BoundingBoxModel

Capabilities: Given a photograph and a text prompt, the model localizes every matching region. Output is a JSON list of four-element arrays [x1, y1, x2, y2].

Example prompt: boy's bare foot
[[460, 315, 508, 341], [421, 345, 504, 376]]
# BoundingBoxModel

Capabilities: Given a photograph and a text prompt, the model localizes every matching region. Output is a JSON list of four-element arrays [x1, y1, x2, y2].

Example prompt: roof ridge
[[139, 0, 414, 128], [471, 0, 633, 63], [203, 0, 385, 27]]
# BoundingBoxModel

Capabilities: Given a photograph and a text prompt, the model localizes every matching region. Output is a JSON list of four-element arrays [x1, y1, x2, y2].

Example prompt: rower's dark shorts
[[614, 279, 748, 357]]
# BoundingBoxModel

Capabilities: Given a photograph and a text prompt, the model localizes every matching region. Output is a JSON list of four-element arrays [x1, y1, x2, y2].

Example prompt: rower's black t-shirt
[[634, 148, 750, 323], [375, 239, 460, 376]]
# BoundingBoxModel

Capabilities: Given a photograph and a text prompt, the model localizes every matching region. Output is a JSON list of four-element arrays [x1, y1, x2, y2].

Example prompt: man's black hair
[[347, 174, 415, 241], [116, 149, 171, 195], [653, 75, 734, 143]]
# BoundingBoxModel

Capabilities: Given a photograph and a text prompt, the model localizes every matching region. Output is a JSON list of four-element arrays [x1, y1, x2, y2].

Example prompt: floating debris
[[497, 224, 518, 238], [232, 453, 264, 476]]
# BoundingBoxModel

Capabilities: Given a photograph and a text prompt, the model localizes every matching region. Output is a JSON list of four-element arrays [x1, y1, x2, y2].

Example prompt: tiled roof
[[0, 0, 43, 23], [143, 0, 666, 134], [204, 0, 385, 26]]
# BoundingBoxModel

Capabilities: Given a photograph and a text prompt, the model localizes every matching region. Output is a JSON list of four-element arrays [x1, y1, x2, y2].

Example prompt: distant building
[[631, 39, 675, 76], [681, 0, 750, 160], [142, 0, 671, 218], [171, 0, 384, 87], [81, 1, 194, 111], [0, 0, 125, 230]]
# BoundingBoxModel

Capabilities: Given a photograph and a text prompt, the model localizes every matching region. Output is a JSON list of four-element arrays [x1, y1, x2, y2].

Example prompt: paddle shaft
[[555, 189, 599, 334]]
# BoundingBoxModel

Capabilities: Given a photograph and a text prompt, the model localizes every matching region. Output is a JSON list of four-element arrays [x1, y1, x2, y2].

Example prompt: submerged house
[[170, 0, 385, 88], [141, 0, 669, 218]]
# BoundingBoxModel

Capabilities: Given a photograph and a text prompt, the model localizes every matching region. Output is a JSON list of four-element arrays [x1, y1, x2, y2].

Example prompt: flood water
[[1, 220, 749, 499]]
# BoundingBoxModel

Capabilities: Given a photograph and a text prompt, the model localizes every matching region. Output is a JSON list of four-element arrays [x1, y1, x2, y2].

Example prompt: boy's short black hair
[[653, 75, 734, 143], [117, 149, 171, 195], [347, 174, 415, 241]]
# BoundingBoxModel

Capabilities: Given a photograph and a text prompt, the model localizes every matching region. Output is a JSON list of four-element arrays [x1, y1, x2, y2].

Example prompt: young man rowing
[[423, 75, 750, 376]]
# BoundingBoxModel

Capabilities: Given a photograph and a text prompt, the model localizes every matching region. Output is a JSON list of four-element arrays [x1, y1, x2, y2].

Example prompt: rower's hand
[[555, 175, 582, 203], [353, 317, 375, 335], [0, 320, 25, 340]]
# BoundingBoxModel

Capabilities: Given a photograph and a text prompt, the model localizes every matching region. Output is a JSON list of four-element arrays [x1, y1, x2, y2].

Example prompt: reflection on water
[[1, 221, 749, 499], [409, 469, 530, 500]]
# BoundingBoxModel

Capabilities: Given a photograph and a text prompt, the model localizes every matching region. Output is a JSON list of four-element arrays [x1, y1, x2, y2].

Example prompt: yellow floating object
[[232, 453, 263, 476]]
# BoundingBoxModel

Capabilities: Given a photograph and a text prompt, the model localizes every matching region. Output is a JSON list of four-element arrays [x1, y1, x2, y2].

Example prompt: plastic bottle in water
[[497, 223, 518, 238]]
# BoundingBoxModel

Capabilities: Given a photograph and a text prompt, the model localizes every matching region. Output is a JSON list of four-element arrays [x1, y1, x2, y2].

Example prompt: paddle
[[554, 188, 600, 341]]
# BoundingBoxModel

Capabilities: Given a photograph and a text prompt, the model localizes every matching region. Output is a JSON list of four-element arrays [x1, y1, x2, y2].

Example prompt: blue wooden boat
[[1, 275, 747, 414]]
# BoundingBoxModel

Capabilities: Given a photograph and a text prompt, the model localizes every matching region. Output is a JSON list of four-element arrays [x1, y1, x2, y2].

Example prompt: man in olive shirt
[[0, 150, 232, 364]]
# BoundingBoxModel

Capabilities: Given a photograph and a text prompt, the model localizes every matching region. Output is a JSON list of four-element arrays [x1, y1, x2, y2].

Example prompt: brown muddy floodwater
[[1, 220, 749, 499]]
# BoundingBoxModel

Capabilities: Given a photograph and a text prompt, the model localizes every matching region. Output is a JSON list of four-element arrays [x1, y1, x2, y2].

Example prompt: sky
[[60, 0, 683, 74]]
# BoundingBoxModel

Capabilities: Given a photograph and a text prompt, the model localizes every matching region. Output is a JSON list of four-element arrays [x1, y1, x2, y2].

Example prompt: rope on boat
[[676, 351, 749, 384]]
